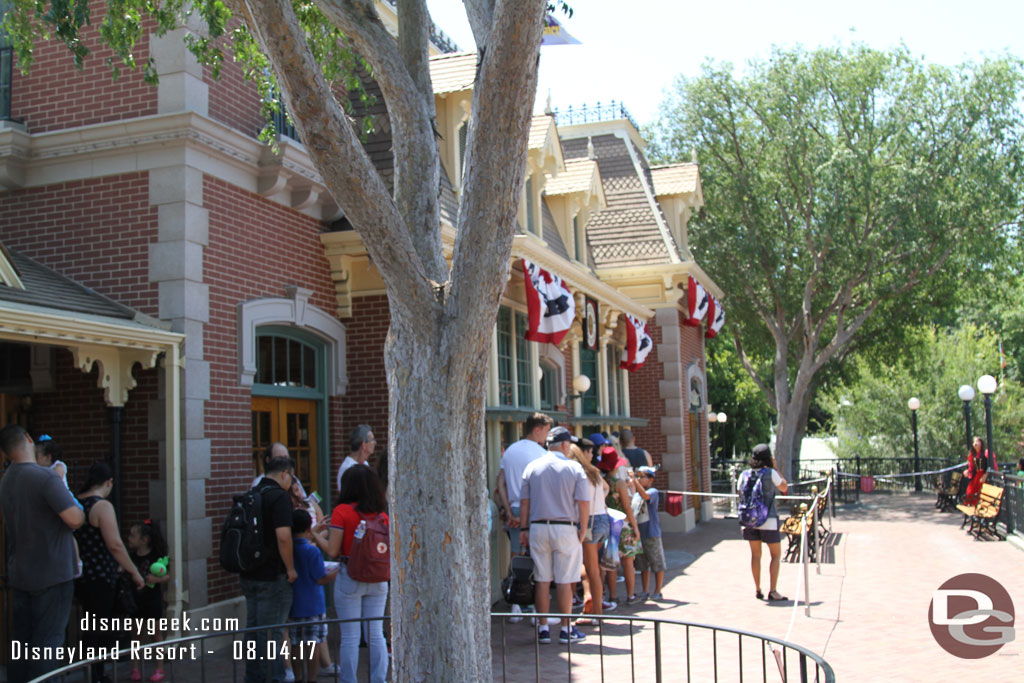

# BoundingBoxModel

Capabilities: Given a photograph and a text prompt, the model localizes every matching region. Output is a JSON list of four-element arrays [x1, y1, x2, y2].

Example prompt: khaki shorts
[[529, 524, 583, 584]]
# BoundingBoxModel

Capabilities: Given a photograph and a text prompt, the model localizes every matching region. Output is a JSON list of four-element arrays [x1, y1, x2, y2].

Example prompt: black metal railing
[[271, 105, 300, 143], [32, 612, 833, 683], [553, 100, 640, 131], [798, 456, 953, 503]]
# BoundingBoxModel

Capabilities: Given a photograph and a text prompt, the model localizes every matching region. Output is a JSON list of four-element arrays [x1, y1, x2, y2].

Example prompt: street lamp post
[[908, 398, 921, 492], [957, 385, 975, 456], [977, 374, 997, 465]]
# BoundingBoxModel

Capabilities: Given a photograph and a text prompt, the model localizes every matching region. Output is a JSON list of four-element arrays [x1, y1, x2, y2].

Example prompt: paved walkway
[[491, 492, 1024, 682]]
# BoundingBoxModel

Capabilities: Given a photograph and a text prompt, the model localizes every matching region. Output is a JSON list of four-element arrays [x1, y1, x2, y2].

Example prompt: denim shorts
[[585, 513, 611, 545]]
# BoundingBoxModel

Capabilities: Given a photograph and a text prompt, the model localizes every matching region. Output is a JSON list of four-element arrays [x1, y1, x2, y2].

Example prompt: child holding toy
[[127, 520, 171, 682]]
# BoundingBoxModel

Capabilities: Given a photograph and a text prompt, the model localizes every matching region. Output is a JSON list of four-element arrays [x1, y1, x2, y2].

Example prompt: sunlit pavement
[[492, 493, 1024, 682]]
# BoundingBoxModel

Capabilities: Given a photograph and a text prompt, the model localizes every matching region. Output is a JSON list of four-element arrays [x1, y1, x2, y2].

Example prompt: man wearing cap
[[496, 412, 553, 556], [518, 426, 589, 645]]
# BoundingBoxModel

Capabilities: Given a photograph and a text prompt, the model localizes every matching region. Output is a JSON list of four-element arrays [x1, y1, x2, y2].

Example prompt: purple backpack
[[738, 469, 771, 528]]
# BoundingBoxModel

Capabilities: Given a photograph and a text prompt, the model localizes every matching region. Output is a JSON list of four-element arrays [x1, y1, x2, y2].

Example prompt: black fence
[[32, 612, 834, 683], [985, 470, 1023, 537], [798, 457, 953, 504]]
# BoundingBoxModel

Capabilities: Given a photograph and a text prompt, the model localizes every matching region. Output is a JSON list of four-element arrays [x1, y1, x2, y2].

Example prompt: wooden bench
[[956, 483, 1004, 540], [935, 471, 963, 512], [781, 503, 817, 562]]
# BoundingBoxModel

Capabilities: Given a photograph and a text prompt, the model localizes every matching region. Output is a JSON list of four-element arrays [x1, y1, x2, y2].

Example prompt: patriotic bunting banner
[[620, 315, 653, 371], [684, 276, 709, 326], [521, 258, 575, 344], [706, 295, 726, 339]]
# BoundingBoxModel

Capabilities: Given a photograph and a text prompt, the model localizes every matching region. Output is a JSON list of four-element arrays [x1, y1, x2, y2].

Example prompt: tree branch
[[448, 0, 547, 329], [734, 334, 777, 409], [315, 0, 448, 284], [462, 0, 495, 49], [233, 0, 432, 306]]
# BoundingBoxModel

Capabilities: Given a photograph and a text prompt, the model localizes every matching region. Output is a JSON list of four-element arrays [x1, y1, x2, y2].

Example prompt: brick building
[[0, 1, 724, 630]]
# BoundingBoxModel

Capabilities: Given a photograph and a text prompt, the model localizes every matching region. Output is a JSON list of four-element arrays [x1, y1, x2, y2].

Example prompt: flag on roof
[[684, 276, 709, 326], [620, 315, 653, 372], [541, 13, 581, 45], [522, 258, 575, 344]]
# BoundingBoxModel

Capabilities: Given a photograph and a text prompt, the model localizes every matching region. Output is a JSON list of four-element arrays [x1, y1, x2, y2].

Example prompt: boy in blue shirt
[[289, 510, 339, 683], [632, 466, 667, 600]]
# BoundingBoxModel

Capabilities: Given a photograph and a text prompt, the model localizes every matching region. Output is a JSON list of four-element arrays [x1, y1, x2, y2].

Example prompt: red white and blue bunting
[[684, 276, 709, 326], [620, 315, 653, 372], [521, 258, 575, 344], [706, 295, 725, 339]]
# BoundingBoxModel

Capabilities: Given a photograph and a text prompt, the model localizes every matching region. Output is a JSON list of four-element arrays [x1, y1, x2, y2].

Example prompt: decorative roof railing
[[554, 100, 639, 131]]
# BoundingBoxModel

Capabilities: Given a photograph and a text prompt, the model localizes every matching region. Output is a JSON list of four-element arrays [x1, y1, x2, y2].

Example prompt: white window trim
[[238, 286, 347, 396]]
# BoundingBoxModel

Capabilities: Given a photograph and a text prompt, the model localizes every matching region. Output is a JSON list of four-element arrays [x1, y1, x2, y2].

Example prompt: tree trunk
[[386, 296, 494, 682]]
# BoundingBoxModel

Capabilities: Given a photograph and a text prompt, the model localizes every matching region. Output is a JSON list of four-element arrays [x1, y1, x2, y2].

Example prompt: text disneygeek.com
[[9, 612, 241, 664]]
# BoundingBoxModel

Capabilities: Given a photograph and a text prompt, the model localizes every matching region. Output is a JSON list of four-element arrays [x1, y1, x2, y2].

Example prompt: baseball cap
[[589, 433, 609, 448], [579, 437, 595, 452], [637, 466, 659, 477], [547, 426, 576, 445]]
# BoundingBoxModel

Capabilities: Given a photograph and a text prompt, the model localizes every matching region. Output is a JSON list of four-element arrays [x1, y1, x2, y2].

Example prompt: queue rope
[[834, 462, 966, 479]]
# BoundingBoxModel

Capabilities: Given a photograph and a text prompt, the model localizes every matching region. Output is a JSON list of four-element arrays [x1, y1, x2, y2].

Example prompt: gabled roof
[[561, 133, 682, 268], [527, 115, 564, 175], [545, 158, 604, 206], [651, 163, 700, 197], [429, 52, 477, 95]]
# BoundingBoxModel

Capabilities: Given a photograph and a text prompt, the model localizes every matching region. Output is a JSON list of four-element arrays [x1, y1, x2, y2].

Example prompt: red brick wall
[[337, 294, 390, 478], [204, 45, 264, 139], [28, 348, 160, 529], [203, 175, 343, 602], [0, 172, 159, 315], [9, 2, 157, 133], [679, 311, 711, 493], [629, 317, 670, 492]]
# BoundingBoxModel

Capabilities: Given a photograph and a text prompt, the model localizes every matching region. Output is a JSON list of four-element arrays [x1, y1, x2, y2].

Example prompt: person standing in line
[[75, 461, 146, 683], [620, 429, 653, 469], [336, 425, 375, 493], [0, 425, 85, 683], [519, 426, 589, 645], [567, 440, 608, 626], [495, 412, 552, 622], [632, 466, 667, 600], [240, 456, 298, 683], [739, 444, 789, 602]]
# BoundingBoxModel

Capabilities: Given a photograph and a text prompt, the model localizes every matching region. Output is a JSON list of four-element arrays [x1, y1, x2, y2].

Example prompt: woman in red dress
[[964, 437, 997, 505]]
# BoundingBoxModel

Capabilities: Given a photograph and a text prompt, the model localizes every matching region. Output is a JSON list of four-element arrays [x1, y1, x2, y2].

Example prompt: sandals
[[755, 589, 764, 600], [767, 590, 788, 602]]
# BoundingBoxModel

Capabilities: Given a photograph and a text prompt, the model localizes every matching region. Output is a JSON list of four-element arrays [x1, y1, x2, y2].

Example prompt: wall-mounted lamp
[[567, 374, 591, 401]]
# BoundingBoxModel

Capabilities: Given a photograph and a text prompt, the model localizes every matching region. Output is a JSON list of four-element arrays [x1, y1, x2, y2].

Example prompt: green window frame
[[579, 344, 599, 415], [496, 307, 535, 408]]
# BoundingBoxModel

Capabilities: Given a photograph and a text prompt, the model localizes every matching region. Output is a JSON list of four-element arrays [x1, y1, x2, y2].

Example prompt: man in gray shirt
[[518, 426, 589, 645], [0, 424, 85, 683]]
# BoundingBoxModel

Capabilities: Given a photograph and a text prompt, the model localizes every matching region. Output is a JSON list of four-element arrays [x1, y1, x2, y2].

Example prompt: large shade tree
[[6, 0, 553, 678], [648, 45, 1024, 476]]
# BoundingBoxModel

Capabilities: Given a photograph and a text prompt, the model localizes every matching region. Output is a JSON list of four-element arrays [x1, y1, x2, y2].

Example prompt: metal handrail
[[31, 611, 834, 683]]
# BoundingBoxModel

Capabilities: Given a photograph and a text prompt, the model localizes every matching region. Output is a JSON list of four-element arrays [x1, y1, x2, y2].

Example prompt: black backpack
[[501, 554, 536, 606], [219, 487, 267, 573]]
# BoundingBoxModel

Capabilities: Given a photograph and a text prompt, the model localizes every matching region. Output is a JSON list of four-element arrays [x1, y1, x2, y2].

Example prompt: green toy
[[148, 556, 169, 588]]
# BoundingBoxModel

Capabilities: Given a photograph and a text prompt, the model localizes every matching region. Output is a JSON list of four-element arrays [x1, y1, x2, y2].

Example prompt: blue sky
[[425, 0, 1024, 126]]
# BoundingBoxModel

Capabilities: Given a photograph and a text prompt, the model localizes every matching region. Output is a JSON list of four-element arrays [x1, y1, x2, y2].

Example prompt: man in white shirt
[[496, 412, 552, 556], [336, 424, 375, 492]]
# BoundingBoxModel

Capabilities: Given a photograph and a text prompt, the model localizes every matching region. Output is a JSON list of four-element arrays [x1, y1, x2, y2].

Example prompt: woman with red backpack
[[327, 466, 390, 683], [738, 444, 788, 602]]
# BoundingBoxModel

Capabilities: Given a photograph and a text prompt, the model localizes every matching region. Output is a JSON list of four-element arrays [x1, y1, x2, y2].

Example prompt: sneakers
[[602, 599, 618, 611], [319, 663, 341, 676], [149, 672, 166, 683], [650, 592, 663, 600], [628, 592, 647, 605], [559, 626, 586, 644], [537, 628, 551, 644], [283, 667, 295, 682], [508, 603, 524, 624]]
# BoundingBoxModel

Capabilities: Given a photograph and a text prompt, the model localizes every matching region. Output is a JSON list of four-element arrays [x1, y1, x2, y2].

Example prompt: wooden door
[[251, 396, 318, 490]]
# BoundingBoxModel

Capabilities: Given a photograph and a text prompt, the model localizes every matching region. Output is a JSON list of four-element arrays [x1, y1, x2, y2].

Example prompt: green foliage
[[706, 327, 773, 459], [2, 0, 374, 144], [824, 325, 1024, 464], [646, 44, 1024, 461]]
